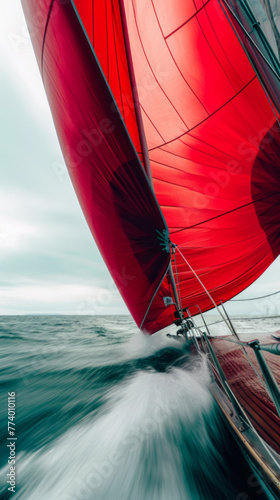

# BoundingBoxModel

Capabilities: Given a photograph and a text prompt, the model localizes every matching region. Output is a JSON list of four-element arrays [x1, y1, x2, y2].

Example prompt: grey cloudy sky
[[1, 2, 279, 318]]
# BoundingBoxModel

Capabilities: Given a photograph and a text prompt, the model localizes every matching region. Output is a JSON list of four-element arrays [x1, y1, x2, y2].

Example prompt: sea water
[[0, 315, 278, 500]]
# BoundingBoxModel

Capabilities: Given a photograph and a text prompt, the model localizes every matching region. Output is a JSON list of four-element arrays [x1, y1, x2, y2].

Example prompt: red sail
[[73, 0, 146, 171], [22, 0, 280, 334], [120, 0, 280, 332], [21, 0, 170, 330]]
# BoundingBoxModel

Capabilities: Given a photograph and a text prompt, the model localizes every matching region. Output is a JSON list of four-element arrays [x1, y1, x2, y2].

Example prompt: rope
[[231, 290, 280, 301], [196, 315, 280, 328], [176, 246, 268, 385], [176, 246, 233, 334]]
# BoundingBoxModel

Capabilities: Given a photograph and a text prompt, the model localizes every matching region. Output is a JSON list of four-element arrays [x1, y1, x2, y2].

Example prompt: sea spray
[[0, 315, 275, 499], [6, 356, 234, 499]]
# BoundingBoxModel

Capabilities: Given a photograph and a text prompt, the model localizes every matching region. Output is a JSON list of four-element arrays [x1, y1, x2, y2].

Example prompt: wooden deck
[[210, 335, 280, 455]]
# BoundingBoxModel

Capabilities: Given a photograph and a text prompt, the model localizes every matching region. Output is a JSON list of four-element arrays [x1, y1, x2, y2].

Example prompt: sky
[[0, 2, 279, 317]]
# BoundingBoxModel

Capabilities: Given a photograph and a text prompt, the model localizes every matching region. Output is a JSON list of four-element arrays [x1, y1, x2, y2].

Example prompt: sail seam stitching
[[106, 0, 109, 81], [191, 0, 239, 93], [181, 133, 241, 162], [151, 151, 236, 172], [131, 0, 190, 130], [202, 1, 240, 87], [171, 192, 280, 234], [140, 106, 165, 142], [164, 0, 212, 39], [111, 0, 125, 119], [151, 0, 210, 115], [92, 0, 94, 41], [148, 75, 257, 151]]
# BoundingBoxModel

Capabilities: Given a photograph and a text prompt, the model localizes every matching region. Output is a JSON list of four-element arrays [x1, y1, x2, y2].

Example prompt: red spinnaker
[[22, 0, 280, 333], [73, 0, 146, 170], [21, 0, 170, 330], [120, 0, 280, 331]]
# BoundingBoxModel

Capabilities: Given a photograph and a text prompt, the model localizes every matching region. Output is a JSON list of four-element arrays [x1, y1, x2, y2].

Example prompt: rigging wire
[[172, 245, 182, 311], [176, 245, 268, 385], [231, 290, 280, 301], [200, 315, 280, 327], [176, 246, 233, 335]]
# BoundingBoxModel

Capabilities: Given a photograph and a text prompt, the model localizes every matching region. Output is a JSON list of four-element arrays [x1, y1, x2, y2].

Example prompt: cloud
[[0, 2, 126, 315], [0, 281, 128, 315], [0, 1, 279, 318], [0, 2, 50, 115]]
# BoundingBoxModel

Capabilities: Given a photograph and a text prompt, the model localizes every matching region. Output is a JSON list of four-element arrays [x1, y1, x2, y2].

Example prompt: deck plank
[[210, 335, 280, 454]]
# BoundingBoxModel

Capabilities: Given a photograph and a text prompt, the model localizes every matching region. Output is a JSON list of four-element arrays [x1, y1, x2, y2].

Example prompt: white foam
[[2, 356, 226, 500]]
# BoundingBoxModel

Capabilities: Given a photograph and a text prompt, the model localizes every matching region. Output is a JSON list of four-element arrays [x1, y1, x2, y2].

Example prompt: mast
[[118, 0, 154, 187], [168, 265, 181, 313], [168, 245, 184, 321]]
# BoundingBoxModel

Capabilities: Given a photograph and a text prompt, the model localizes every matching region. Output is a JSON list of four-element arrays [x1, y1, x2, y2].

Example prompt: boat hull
[[195, 334, 280, 497]]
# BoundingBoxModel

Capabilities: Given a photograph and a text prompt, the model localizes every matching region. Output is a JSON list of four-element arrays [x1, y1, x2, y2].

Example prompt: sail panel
[[72, 0, 145, 170], [21, 0, 170, 330], [122, 0, 280, 332], [22, 0, 280, 334]]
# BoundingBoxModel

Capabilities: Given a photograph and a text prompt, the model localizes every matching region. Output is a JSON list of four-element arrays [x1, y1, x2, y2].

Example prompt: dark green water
[[0, 315, 276, 499]]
